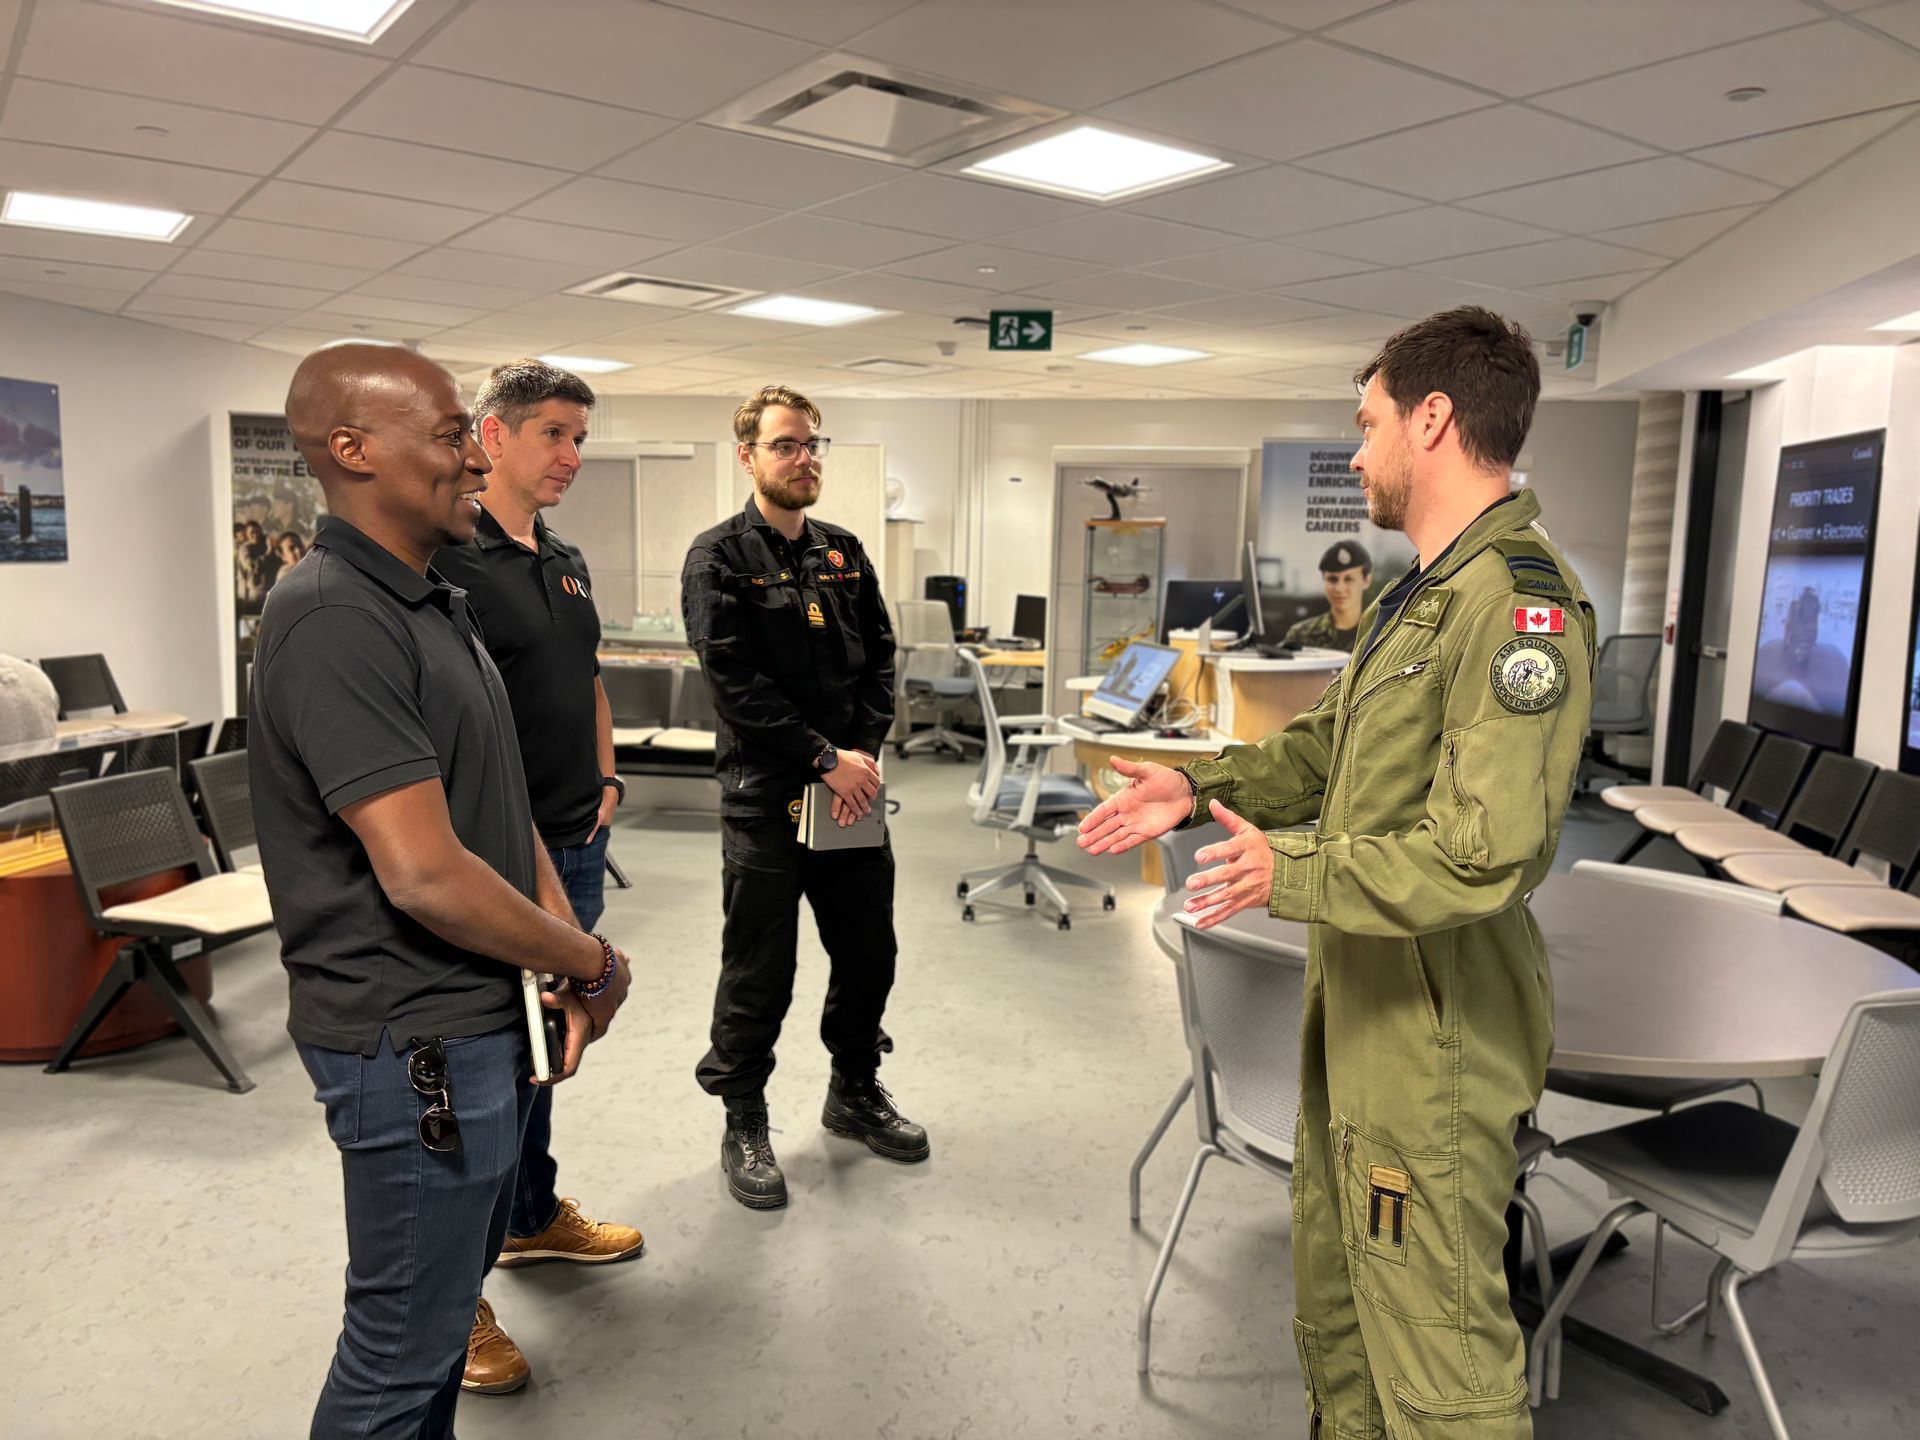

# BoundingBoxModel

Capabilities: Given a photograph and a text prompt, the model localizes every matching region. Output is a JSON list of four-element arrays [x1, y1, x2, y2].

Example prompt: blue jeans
[[508, 827, 609, 1239], [300, 1024, 535, 1439]]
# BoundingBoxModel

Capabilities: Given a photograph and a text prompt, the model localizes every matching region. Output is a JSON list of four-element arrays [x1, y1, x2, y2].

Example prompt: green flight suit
[[1181, 490, 1593, 1439], [1283, 609, 1360, 653]]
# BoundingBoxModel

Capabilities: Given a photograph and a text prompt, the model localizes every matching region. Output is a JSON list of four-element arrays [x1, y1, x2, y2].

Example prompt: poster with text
[[1255, 440, 1415, 640], [0, 376, 65, 563], [231, 412, 324, 708]]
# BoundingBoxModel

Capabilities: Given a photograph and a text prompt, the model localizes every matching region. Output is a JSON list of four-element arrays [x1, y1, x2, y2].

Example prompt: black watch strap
[[601, 775, 626, 802]]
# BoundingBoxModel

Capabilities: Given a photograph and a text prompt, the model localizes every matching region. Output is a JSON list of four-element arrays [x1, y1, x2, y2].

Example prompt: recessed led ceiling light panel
[[1869, 309, 1920, 332], [1081, 344, 1210, 366], [2, 190, 190, 241], [964, 125, 1230, 201], [728, 295, 886, 327], [145, 0, 416, 43], [538, 355, 631, 374]]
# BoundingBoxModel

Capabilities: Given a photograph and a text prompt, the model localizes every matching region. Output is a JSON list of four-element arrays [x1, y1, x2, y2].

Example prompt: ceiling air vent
[[708, 55, 1065, 166], [565, 273, 755, 309], [836, 357, 953, 378]]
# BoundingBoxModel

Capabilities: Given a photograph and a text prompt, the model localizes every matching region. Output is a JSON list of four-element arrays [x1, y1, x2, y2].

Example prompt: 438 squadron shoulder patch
[[1490, 637, 1568, 713]]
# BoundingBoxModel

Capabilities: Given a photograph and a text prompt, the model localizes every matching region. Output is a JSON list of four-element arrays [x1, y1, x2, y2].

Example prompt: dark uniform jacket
[[681, 497, 896, 817]]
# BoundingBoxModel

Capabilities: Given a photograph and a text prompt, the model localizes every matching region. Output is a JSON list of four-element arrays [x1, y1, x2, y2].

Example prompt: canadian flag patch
[[1514, 607, 1565, 634]]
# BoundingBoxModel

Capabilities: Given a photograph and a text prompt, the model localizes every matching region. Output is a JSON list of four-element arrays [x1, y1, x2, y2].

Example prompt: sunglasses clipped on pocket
[[406, 1037, 462, 1154]]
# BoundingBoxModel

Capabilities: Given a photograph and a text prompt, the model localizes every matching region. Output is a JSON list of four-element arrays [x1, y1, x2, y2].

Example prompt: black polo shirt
[[434, 509, 602, 848], [249, 514, 536, 1056]]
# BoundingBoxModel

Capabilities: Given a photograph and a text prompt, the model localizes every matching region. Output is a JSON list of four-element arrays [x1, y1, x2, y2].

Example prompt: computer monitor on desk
[[1161, 579, 1242, 642], [1086, 641, 1181, 727], [1012, 593, 1046, 646]]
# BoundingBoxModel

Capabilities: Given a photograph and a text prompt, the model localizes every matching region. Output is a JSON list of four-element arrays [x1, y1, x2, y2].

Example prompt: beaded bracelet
[[574, 933, 619, 999]]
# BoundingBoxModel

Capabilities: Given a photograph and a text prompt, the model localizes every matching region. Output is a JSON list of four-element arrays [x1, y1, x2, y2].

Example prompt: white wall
[[0, 292, 295, 721], [1722, 345, 1914, 768]]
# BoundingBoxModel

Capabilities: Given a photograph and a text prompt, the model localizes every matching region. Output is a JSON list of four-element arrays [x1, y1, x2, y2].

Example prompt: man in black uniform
[[251, 342, 630, 1437], [681, 384, 928, 1210], [433, 359, 644, 1396]]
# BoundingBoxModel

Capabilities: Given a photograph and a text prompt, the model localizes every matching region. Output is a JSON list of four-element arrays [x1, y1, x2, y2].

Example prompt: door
[[1689, 392, 1749, 771]]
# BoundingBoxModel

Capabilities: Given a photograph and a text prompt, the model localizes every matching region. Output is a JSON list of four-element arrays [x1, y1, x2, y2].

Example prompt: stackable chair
[[1613, 733, 1813, 866], [1528, 991, 1920, 1440], [212, 716, 247, 753], [1721, 770, 1920, 896], [602, 664, 673, 751], [46, 768, 274, 1093], [955, 650, 1111, 929], [1599, 718, 1760, 815], [1578, 633, 1660, 792], [894, 599, 981, 762], [1546, 861, 1772, 1117], [1670, 751, 1876, 870], [38, 653, 187, 736], [1785, 860, 1920, 968], [187, 751, 261, 875]]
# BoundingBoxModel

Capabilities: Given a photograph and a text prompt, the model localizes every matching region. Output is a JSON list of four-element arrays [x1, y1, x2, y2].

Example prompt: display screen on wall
[[1747, 429, 1884, 752], [1902, 527, 1920, 776], [0, 376, 65, 564], [1256, 440, 1416, 642], [231, 412, 324, 710]]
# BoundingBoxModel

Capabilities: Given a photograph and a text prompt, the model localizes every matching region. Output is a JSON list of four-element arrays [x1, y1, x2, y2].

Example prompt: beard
[[1362, 440, 1414, 530], [754, 466, 821, 511]]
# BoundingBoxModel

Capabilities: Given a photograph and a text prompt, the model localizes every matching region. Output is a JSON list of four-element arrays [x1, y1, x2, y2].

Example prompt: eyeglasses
[[406, 1037, 462, 1154], [747, 437, 831, 461]]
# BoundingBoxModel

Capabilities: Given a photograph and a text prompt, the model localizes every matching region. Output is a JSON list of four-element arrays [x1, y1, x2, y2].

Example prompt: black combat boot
[[822, 1070, 930, 1163], [721, 1095, 787, 1209]]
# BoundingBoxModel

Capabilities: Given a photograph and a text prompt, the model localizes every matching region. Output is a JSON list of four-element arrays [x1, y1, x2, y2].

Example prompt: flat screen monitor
[[1161, 578, 1242, 641], [1747, 429, 1883, 752], [1903, 523, 1920, 777], [1012, 593, 1047, 644], [1244, 539, 1267, 640], [1088, 641, 1181, 727]]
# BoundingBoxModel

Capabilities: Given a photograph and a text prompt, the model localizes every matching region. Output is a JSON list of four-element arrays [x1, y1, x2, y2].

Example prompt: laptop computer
[[1079, 641, 1182, 733]]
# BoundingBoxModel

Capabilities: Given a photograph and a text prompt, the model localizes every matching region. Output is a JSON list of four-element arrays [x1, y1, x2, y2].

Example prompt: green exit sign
[[1565, 322, 1586, 371], [990, 309, 1052, 351]]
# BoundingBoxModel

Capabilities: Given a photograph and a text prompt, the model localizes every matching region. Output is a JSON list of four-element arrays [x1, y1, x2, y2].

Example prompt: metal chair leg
[[1721, 1266, 1791, 1440], [1529, 1200, 1646, 1407], [1703, 1255, 1732, 1338], [604, 850, 632, 889], [1511, 1188, 1561, 1387], [1613, 828, 1656, 865], [1130, 1077, 1194, 1224], [1138, 1143, 1222, 1374], [1651, 1218, 1714, 1335], [43, 947, 140, 1074], [145, 952, 254, 1094]]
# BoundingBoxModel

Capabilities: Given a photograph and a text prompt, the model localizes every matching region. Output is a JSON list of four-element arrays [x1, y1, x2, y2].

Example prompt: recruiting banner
[[1255, 439, 1415, 647], [231, 413, 324, 708]]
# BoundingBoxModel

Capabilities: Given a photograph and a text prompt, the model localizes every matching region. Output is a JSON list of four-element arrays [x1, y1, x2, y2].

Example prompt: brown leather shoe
[[461, 1297, 529, 1395], [495, 1197, 644, 1267]]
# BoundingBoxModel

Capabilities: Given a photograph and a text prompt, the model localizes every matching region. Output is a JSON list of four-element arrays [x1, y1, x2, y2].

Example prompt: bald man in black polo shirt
[[250, 343, 630, 1439]]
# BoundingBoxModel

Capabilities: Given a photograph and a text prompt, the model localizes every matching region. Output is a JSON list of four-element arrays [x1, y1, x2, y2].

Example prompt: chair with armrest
[[1129, 830, 1215, 1225], [1528, 991, 1920, 1439], [1614, 733, 1813, 865], [187, 750, 261, 875], [1579, 632, 1660, 791], [46, 768, 274, 1093], [955, 650, 1111, 929], [1601, 718, 1760, 814], [1671, 751, 1876, 869], [1722, 770, 1920, 895], [893, 599, 981, 761]]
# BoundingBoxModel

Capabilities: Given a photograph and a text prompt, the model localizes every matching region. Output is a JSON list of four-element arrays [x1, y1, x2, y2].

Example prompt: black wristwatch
[[815, 745, 839, 773], [600, 775, 626, 803]]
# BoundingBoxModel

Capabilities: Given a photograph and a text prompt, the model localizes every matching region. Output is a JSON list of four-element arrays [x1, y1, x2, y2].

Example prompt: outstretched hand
[[1077, 756, 1193, 855], [1183, 801, 1275, 929]]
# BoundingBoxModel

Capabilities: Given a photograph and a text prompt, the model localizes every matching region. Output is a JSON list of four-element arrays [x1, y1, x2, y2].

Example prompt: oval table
[[1147, 868, 1919, 1415]]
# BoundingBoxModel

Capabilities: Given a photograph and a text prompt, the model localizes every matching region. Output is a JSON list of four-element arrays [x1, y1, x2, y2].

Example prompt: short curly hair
[[733, 385, 820, 445], [1354, 307, 1539, 473], [473, 358, 596, 435]]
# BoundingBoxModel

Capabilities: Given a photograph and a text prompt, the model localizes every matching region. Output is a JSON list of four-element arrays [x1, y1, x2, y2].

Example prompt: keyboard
[[1072, 715, 1147, 735]]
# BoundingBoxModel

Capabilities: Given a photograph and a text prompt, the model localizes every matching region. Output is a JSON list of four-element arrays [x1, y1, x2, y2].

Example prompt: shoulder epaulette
[[1492, 535, 1571, 601]]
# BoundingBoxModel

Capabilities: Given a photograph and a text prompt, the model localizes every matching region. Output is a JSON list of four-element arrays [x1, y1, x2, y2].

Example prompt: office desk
[[54, 712, 189, 741], [970, 648, 1046, 670], [1204, 651, 1345, 742], [1058, 718, 1229, 887]]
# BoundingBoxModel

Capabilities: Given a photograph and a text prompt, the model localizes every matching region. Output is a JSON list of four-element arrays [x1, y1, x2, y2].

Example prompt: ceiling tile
[[879, 244, 1106, 292], [854, 0, 1282, 109], [662, 0, 923, 45], [0, 78, 313, 176], [124, 295, 298, 326], [0, 225, 181, 269], [1463, 156, 1778, 232], [1327, 0, 1819, 97], [794, 272, 996, 314], [337, 66, 674, 169], [306, 295, 489, 329], [721, 214, 944, 267], [17, 1, 389, 124], [1038, 270, 1227, 312], [415, 0, 815, 119], [516, 178, 777, 243], [1590, 208, 1760, 260], [236, 182, 489, 245], [1140, 242, 1373, 288], [638, 246, 850, 293], [598, 124, 898, 201], [998, 211, 1242, 266], [427, 323, 572, 352], [1689, 106, 1920, 187], [817, 173, 1086, 241], [1526, 272, 1657, 305], [0, 254, 152, 290], [1213, 0, 1381, 26], [1273, 268, 1506, 317], [280, 134, 561, 212], [1287, 207, 1557, 266], [445, 218, 680, 269], [198, 218, 426, 269], [1261, 310, 1407, 342], [1099, 39, 1490, 162], [0, 137, 253, 214], [1143, 293, 1339, 328], [252, 324, 426, 356], [1126, 164, 1420, 238], [169, 249, 374, 292], [0, 278, 137, 312], [350, 273, 541, 312], [393, 249, 606, 292], [1536, 22, 1920, 150], [144, 316, 267, 343], [484, 293, 692, 336], [1414, 237, 1663, 288], [142, 273, 337, 309], [1858, 0, 1920, 46], [1295, 106, 1655, 201]]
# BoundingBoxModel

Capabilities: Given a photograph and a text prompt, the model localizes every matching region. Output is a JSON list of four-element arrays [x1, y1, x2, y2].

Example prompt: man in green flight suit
[[1080, 306, 1593, 1439], [1284, 541, 1373, 652]]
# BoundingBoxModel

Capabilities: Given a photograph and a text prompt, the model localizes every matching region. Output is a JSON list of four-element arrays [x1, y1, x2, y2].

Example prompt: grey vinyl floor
[[1, 761, 1913, 1439]]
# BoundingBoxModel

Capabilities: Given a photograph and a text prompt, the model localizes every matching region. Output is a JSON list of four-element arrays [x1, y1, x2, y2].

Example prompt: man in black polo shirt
[[251, 342, 631, 1438], [434, 359, 643, 1396], [682, 384, 928, 1212]]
